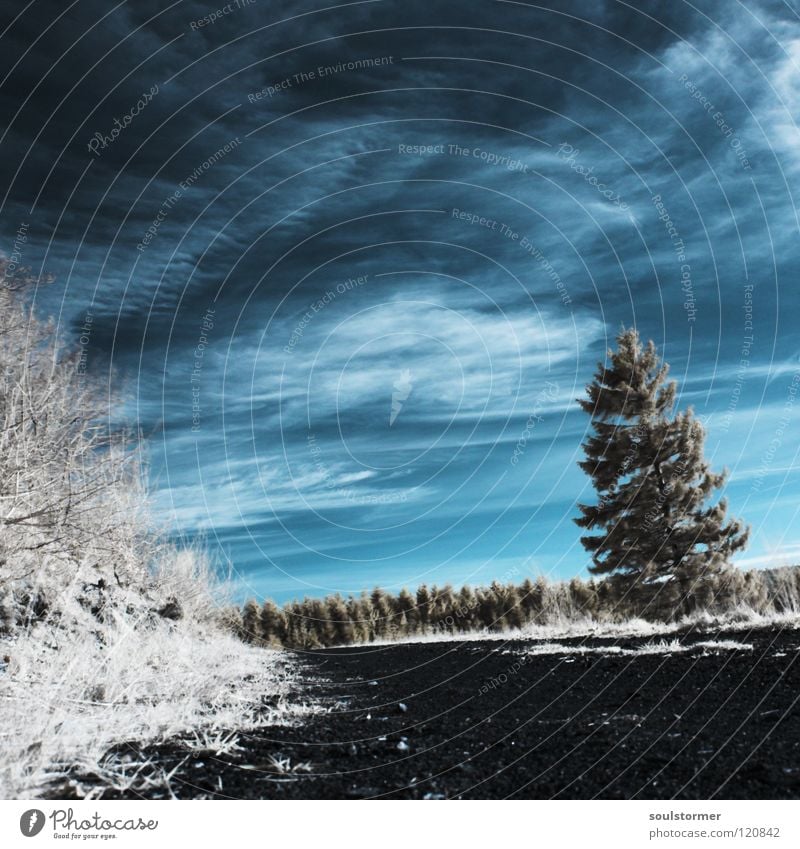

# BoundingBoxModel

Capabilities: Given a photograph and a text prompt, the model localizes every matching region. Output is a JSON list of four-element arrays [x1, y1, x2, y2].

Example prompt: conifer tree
[[456, 585, 477, 631], [502, 584, 524, 629], [369, 588, 390, 638], [476, 587, 497, 629], [575, 328, 749, 602], [241, 599, 262, 644], [369, 587, 386, 635], [415, 584, 432, 629], [518, 577, 543, 623], [308, 597, 330, 646], [326, 594, 354, 645], [285, 600, 305, 648], [346, 595, 369, 642], [395, 588, 418, 633], [356, 593, 374, 641], [433, 585, 455, 624], [260, 600, 287, 646]]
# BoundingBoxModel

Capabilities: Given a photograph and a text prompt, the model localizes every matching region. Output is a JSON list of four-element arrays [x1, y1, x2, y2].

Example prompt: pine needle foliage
[[575, 328, 749, 602]]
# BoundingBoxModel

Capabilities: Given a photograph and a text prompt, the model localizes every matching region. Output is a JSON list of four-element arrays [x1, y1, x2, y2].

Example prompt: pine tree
[[369, 588, 391, 638], [575, 328, 749, 605], [395, 588, 418, 633], [241, 599, 262, 644], [260, 600, 287, 647], [455, 585, 477, 631], [431, 584, 455, 626], [326, 594, 354, 645], [346, 595, 369, 642], [502, 584, 524, 629], [284, 601, 305, 648], [415, 584, 431, 630], [308, 598, 330, 646], [568, 577, 598, 618], [517, 577, 537, 623], [476, 587, 497, 629]]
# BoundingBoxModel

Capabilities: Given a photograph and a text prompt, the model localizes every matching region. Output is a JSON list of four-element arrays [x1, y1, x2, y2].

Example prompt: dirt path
[[67, 624, 800, 799]]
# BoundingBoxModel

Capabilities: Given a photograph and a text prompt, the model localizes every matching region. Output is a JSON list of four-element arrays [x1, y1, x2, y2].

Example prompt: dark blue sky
[[1, 0, 799, 602]]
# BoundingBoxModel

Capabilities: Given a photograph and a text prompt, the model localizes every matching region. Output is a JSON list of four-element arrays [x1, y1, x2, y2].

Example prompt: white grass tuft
[[515, 638, 753, 658], [179, 729, 245, 757], [264, 754, 313, 775], [0, 603, 311, 799], [367, 608, 800, 649]]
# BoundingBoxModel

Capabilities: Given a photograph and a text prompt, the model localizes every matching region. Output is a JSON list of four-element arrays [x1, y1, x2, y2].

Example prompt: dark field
[[65, 623, 800, 800]]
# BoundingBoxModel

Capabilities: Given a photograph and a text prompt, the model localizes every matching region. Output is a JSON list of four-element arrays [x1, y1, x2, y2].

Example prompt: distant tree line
[[230, 565, 800, 649]]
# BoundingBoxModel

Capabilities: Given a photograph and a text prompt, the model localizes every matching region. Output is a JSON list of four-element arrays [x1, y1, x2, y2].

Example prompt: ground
[[59, 622, 800, 799]]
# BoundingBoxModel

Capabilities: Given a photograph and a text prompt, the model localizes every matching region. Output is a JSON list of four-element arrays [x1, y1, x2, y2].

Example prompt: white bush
[[0, 603, 304, 798], [0, 257, 307, 799]]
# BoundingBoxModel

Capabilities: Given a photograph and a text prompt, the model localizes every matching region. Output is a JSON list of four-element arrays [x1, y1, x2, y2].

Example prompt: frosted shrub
[[0, 257, 303, 799]]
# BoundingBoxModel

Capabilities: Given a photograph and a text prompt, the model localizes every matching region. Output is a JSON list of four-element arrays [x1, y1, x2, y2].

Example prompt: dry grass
[[0, 559, 313, 799], [367, 607, 800, 649]]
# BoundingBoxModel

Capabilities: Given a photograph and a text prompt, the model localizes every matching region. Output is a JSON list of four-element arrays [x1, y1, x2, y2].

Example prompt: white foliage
[[515, 637, 754, 658], [0, 612, 303, 798], [370, 607, 800, 648], [0, 260, 308, 799]]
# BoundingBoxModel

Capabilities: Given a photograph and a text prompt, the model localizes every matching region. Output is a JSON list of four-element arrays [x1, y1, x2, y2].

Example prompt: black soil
[[60, 624, 800, 799]]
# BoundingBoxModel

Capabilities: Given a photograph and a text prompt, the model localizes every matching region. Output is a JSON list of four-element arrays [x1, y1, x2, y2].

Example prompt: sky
[[0, 0, 798, 603]]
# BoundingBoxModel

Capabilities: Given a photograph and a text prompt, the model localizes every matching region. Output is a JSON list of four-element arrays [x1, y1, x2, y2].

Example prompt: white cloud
[[253, 289, 604, 432]]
